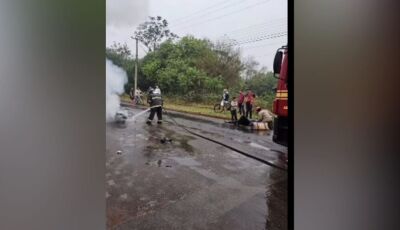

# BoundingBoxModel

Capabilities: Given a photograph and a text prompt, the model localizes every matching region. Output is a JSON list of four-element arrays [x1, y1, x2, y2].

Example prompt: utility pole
[[134, 37, 138, 98]]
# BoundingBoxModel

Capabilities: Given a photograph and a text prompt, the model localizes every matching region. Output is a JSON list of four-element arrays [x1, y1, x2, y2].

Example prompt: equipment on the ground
[[160, 137, 172, 144], [272, 45, 288, 146], [114, 110, 128, 123]]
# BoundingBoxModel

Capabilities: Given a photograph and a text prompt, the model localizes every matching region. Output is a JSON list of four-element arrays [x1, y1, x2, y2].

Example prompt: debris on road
[[114, 110, 128, 123], [119, 194, 128, 200], [160, 137, 172, 144], [107, 179, 116, 186]]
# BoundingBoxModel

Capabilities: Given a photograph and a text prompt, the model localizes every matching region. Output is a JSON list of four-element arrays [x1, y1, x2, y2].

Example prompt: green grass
[[121, 94, 131, 101], [120, 94, 269, 120], [164, 103, 231, 120], [121, 94, 231, 119]]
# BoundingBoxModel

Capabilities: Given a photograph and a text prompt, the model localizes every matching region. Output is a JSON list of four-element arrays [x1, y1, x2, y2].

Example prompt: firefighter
[[146, 86, 163, 125]]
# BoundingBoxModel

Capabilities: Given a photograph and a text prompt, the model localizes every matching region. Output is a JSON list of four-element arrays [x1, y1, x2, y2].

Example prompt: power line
[[238, 40, 286, 50], [213, 18, 286, 37], [234, 32, 287, 46], [173, 0, 273, 31], [225, 31, 287, 46], [221, 30, 287, 45], [217, 25, 287, 42], [169, 0, 243, 24], [228, 18, 285, 33], [168, 0, 238, 23], [174, 0, 271, 30], [210, 21, 286, 41], [171, 0, 260, 28], [217, 31, 286, 49]]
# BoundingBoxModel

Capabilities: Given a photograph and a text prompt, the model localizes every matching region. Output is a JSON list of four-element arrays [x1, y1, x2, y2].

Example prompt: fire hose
[[126, 103, 286, 171], [162, 108, 287, 171]]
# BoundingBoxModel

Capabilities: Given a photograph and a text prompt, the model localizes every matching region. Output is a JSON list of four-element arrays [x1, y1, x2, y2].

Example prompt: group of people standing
[[227, 90, 256, 121], [133, 86, 273, 128], [237, 90, 256, 119], [227, 89, 274, 127]]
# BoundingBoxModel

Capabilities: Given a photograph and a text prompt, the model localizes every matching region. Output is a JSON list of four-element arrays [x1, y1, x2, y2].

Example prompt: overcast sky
[[106, 0, 287, 70]]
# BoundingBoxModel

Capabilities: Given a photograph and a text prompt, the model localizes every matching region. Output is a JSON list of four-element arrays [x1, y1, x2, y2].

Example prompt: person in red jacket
[[237, 91, 245, 115], [244, 90, 255, 119]]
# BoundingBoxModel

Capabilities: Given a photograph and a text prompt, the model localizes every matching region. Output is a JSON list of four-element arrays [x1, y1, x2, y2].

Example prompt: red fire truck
[[272, 45, 288, 146]]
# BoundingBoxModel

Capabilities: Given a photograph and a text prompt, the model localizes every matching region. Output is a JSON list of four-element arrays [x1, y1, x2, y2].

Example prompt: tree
[[106, 42, 133, 67], [140, 36, 225, 101], [207, 41, 244, 87], [242, 56, 259, 80], [244, 71, 277, 97], [106, 43, 136, 94], [108, 42, 131, 57], [133, 16, 178, 52]]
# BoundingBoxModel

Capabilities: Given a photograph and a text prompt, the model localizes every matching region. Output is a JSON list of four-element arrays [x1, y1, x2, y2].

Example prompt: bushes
[[106, 36, 277, 107], [140, 37, 226, 100]]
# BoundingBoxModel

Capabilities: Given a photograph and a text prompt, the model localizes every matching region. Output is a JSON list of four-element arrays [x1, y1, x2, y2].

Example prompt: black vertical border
[[288, 0, 294, 229]]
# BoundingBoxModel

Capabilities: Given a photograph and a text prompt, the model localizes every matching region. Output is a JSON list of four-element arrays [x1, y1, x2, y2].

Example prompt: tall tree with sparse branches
[[133, 16, 178, 52]]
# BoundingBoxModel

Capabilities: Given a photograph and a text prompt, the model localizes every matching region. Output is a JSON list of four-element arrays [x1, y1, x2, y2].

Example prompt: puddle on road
[[107, 108, 288, 230], [239, 128, 270, 136], [232, 138, 273, 152], [135, 133, 148, 140], [145, 125, 196, 154], [140, 124, 198, 166], [265, 169, 288, 229], [145, 159, 173, 168], [249, 142, 271, 151], [107, 121, 128, 129], [170, 113, 272, 136], [168, 156, 202, 167]]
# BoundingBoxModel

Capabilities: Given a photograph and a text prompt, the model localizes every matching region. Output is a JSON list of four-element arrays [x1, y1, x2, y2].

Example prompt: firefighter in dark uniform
[[146, 87, 163, 125]]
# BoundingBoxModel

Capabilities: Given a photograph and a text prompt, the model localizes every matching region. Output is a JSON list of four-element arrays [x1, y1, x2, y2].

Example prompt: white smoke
[[106, 59, 128, 121]]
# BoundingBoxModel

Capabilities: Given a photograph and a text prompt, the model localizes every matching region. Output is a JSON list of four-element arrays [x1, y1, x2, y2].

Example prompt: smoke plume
[[106, 59, 128, 121]]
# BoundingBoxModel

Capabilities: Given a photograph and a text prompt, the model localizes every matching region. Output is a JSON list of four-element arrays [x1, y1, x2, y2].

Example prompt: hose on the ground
[[162, 108, 287, 171]]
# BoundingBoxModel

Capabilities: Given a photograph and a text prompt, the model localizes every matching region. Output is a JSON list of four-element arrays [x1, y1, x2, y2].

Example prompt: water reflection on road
[[106, 107, 287, 230]]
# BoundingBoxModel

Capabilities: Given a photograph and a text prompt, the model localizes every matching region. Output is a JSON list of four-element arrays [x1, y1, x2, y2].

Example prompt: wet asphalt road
[[106, 107, 287, 230]]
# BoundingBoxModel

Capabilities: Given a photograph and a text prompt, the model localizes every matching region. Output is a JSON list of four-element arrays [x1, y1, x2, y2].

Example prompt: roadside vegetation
[[107, 16, 278, 116], [121, 94, 231, 119]]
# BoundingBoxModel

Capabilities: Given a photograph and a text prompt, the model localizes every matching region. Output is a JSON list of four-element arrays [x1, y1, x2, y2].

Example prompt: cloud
[[106, 0, 149, 28]]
